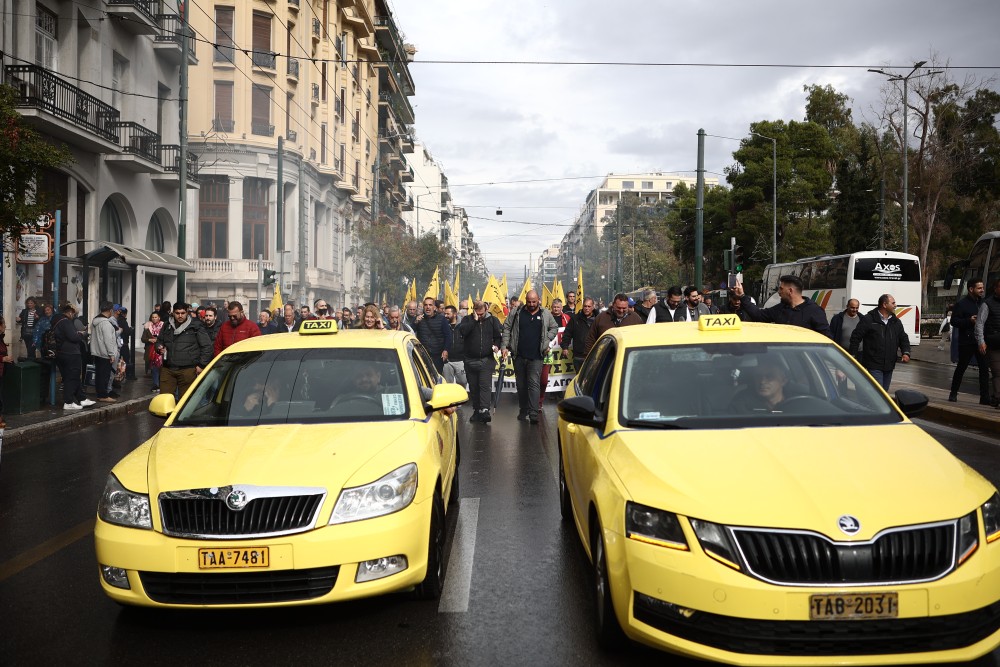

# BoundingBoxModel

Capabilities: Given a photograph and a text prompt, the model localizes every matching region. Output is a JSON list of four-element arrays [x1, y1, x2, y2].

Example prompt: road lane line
[[439, 497, 479, 613], [537, 416, 559, 485], [0, 519, 93, 584], [915, 419, 1000, 446]]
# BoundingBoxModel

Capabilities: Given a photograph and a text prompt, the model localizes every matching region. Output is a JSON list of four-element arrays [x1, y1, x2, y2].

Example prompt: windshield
[[619, 343, 900, 429], [173, 348, 408, 426]]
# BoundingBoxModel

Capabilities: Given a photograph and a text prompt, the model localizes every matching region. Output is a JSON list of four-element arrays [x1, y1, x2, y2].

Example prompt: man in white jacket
[[90, 301, 120, 402]]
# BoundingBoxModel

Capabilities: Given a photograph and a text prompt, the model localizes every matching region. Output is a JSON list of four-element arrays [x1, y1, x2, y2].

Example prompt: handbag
[[114, 358, 127, 382]]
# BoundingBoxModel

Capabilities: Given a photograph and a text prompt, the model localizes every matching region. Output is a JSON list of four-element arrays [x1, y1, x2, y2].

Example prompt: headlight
[[330, 463, 418, 525], [957, 510, 979, 565], [981, 492, 1000, 544], [690, 518, 741, 570], [97, 474, 152, 529], [624, 502, 688, 550]]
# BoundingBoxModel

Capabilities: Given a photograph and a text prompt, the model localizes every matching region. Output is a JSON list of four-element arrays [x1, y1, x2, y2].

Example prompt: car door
[[407, 340, 457, 489], [565, 337, 617, 524]]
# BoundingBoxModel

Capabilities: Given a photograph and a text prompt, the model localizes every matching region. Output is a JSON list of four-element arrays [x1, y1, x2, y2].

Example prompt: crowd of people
[[8, 274, 1000, 424]]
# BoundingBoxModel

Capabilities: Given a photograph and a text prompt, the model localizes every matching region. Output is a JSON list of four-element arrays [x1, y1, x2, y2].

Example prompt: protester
[[459, 301, 502, 423], [974, 278, 1000, 407], [849, 294, 911, 391], [215, 301, 261, 356], [647, 286, 684, 323], [415, 297, 452, 373], [52, 304, 94, 410], [830, 299, 861, 350], [501, 290, 558, 424], [201, 306, 221, 343], [16, 297, 40, 359], [584, 293, 643, 357], [561, 297, 597, 371], [360, 304, 385, 330], [257, 309, 278, 335], [157, 302, 214, 398], [733, 276, 831, 337], [443, 305, 467, 386], [141, 311, 164, 392]]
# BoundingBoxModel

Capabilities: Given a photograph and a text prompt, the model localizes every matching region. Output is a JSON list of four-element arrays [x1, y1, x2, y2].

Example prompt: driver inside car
[[729, 361, 800, 413]]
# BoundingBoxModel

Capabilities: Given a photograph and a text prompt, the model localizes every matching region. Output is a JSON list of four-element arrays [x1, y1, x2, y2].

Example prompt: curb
[[923, 403, 1000, 435], [2, 395, 154, 452]]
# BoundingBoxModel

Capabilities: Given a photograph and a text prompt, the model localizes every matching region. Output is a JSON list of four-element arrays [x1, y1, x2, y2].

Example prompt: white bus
[[945, 231, 1000, 295], [757, 251, 922, 346]]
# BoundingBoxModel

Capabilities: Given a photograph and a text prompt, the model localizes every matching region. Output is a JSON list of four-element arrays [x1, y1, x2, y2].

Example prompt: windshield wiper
[[625, 419, 688, 429]]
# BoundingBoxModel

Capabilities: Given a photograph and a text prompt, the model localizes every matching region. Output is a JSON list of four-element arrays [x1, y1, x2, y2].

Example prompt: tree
[[348, 221, 451, 305], [0, 84, 72, 242]]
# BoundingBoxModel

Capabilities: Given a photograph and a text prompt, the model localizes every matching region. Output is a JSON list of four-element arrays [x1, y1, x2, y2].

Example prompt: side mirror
[[426, 383, 469, 411], [894, 389, 928, 417], [557, 395, 604, 428], [149, 393, 177, 419]]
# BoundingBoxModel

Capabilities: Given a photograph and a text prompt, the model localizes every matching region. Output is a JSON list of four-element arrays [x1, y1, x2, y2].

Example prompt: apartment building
[[2, 0, 198, 324], [184, 0, 415, 312], [558, 172, 718, 279]]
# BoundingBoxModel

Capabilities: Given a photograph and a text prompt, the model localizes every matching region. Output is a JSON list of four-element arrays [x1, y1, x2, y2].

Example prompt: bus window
[[988, 241, 1000, 289], [827, 257, 849, 289]]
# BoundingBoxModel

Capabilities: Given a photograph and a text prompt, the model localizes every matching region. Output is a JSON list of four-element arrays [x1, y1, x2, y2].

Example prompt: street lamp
[[751, 131, 778, 264], [867, 61, 940, 254]]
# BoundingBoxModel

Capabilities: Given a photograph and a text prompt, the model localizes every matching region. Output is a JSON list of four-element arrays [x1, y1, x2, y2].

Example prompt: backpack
[[41, 321, 61, 358]]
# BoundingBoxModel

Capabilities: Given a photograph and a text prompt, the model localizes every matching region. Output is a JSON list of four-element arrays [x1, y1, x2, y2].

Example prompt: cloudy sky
[[388, 0, 999, 279]]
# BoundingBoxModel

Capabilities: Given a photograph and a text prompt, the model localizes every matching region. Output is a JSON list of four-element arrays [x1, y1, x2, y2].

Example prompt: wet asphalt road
[[1, 396, 999, 666]]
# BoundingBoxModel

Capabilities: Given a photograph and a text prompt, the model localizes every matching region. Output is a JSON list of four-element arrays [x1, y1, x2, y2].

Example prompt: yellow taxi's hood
[[145, 421, 418, 493], [608, 424, 995, 541]]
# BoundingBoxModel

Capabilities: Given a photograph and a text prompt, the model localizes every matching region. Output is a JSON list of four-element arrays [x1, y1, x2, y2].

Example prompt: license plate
[[198, 547, 270, 569], [809, 592, 898, 620]]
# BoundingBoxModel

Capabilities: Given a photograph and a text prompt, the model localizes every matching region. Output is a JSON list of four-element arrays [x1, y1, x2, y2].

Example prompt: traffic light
[[733, 246, 744, 273], [263, 269, 277, 286], [723, 249, 733, 272]]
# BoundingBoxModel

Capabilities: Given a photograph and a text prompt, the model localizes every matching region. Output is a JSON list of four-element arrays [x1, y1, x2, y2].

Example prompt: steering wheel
[[332, 393, 382, 407]]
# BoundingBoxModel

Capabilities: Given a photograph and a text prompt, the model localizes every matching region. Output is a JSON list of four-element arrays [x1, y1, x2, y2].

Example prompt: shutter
[[252, 85, 270, 124], [252, 12, 271, 53], [215, 82, 233, 125], [216, 8, 234, 46]]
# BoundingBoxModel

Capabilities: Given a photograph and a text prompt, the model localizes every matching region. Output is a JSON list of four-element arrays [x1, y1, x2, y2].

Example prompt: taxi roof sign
[[698, 314, 742, 331], [299, 319, 338, 334]]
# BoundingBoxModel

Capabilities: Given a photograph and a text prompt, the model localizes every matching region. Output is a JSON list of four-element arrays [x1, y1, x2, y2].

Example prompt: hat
[[627, 297, 636, 307], [191, 302, 200, 309], [112, 303, 121, 311], [119, 307, 128, 314]]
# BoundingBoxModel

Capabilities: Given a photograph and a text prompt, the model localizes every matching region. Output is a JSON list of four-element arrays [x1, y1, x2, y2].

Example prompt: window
[[641, 181, 653, 190], [99, 199, 124, 244], [199, 176, 229, 258], [621, 181, 634, 190], [214, 7, 235, 64], [243, 178, 269, 259], [251, 12, 274, 69], [213, 81, 234, 132], [112, 53, 128, 112], [146, 213, 165, 252], [35, 4, 57, 69], [251, 84, 272, 136], [321, 62, 327, 101], [321, 122, 327, 164]]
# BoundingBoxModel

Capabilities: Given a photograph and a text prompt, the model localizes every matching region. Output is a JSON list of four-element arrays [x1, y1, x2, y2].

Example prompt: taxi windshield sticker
[[638, 411, 661, 420], [382, 393, 405, 415]]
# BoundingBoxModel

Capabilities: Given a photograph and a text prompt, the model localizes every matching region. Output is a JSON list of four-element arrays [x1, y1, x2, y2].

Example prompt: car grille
[[140, 566, 340, 605], [634, 593, 1000, 656], [159, 494, 324, 538], [733, 522, 956, 585]]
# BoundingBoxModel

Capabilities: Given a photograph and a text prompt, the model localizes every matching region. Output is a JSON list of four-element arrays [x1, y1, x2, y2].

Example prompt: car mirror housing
[[894, 389, 928, 417], [426, 383, 469, 411], [149, 393, 177, 419], [558, 395, 604, 428]]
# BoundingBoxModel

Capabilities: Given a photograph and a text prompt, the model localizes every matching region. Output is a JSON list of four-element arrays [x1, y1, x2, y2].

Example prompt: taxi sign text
[[698, 314, 742, 331], [299, 319, 338, 334]]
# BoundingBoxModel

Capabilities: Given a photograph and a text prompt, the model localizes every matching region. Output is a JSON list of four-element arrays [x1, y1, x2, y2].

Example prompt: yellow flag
[[454, 269, 461, 302], [424, 267, 440, 300], [500, 273, 509, 301], [517, 277, 533, 303], [444, 280, 458, 309], [576, 266, 584, 312], [476, 289, 481, 300], [552, 278, 566, 306], [483, 276, 506, 322], [268, 284, 283, 313], [468, 294, 474, 307], [542, 282, 553, 309], [404, 278, 416, 305]]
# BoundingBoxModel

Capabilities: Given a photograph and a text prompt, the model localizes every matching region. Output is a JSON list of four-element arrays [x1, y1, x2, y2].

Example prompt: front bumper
[[607, 529, 1000, 665], [94, 497, 432, 608]]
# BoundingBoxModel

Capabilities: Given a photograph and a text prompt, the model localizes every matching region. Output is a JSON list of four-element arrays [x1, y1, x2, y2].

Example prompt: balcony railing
[[214, 44, 235, 64], [212, 117, 234, 133], [312, 18, 321, 40], [160, 144, 200, 181], [108, 0, 157, 25], [5, 64, 120, 142], [115, 122, 160, 163], [251, 121, 275, 137], [286, 129, 297, 142], [287, 0, 299, 8], [311, 84, 320, 103], [154, 14, 196, 59], [251, 50, 277, 70], [351, 119, 359, 142], [287, 58, 299, 79]]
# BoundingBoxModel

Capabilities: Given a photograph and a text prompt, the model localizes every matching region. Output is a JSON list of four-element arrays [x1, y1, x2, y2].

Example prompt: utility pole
[[176, 0, 190, 299], [879, 177, 886, 250], [277, 135, 284, 303], [257, 253, 263, 317], [298, 155, 306, 309], [695, 128, 705, 291]]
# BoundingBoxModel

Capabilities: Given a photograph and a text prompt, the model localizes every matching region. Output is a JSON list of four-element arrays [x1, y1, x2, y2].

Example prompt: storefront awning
[[81, 242, 195, 272]]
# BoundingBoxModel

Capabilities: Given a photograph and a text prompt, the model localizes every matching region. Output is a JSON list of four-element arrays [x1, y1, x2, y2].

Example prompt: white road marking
[[914, 419, 1000, 446], [439, 497, 480, 613]]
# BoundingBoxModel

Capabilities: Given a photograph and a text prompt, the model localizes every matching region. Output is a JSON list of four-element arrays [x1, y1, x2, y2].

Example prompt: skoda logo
[[226, 489, 249, 511], [838, 515, 861, 535]]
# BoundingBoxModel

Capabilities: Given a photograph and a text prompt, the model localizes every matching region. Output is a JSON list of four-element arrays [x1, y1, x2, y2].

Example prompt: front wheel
[[558, 443, 572, 522], [592, 525, 626, 649], [414, 492, 446, 600]]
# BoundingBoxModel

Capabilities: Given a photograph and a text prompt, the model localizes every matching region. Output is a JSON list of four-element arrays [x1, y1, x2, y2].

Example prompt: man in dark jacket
[[158, 301, 214, 398], [443, 305, 466, 386], [561, 297, 596, 371], [647, 286, 684, 323], [717, 290, 752, 320], [849, 294, 911, 391], [52, 304, 96, 410], [215, 301, 261, 356], [829, 299, 861, 350], [501, 290, 559, 423], [458, 301, 502, 423], [584, 293, 643, 357], [733, 275, 831, 337], [948, 279, 989, 403], [201, 306, 222, 343], [415, 297, 453, 374]]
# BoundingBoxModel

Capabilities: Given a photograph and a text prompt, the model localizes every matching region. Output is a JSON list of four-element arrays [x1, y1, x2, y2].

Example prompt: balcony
[[401, 165, 413, 182], [154, 14, 197, 65], [251, 121, 275, 137], [105, 122, 161, 172], [312, 18, 321, 42], [286, 129, 297, 142], [212, 117, 234, 133], [187, 258, 274, 282], [401, 195, 414, 211], [286, 58, 299, 82], [287, 0, 299, 11], [152, 145, 200, 188], [351, 119, 359, 142], [5, 64, 121, 152], [251, 50, 277, 71], [106, 0, 159, 35], [311, 84, 320, 105], [214, 44, 236, 66]]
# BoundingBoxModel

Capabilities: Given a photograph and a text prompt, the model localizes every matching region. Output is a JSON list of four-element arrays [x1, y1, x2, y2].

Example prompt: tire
[[558, 443, 572, 522], [414, 492, 446, 600], [592, 525, 626, 649], [448, 468, 460, 507]]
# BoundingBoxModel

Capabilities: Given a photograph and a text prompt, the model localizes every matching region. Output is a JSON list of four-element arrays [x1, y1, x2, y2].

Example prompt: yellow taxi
[[557, 314, 1000, 665], [94, 320, 467, 607]]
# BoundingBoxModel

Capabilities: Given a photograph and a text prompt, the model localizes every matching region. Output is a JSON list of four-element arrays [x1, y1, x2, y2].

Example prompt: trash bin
[[4, 361, 42, 414], [35, 358, 56, 405]]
